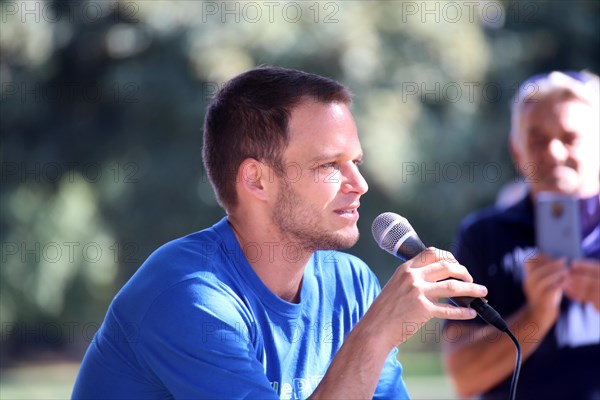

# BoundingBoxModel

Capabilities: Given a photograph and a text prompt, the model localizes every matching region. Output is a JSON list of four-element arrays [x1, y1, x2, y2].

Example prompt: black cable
[[505, 328, 522, 400], [468, 301, 522, 400]]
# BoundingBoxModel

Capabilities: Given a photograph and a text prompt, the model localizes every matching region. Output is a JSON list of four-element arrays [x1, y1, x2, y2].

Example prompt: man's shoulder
[[110, 218, 247, 319], [135, 221, 229, 283], [460, 206, 505, 232], [459, 196, 532, 236], [146, 227, 224, 270]]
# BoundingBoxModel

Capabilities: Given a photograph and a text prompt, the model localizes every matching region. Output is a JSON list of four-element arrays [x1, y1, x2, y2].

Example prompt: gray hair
[[510, 70, 599, 148]]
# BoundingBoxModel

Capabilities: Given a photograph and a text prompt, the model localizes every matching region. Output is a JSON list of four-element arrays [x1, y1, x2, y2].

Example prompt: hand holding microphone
[[370, 212, 522, 399], [358, 213, 500, 350], [372, 212, 509, 332]]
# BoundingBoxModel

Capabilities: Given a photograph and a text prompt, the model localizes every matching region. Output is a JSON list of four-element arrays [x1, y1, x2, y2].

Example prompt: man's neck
[[227, 214, 312, 303]]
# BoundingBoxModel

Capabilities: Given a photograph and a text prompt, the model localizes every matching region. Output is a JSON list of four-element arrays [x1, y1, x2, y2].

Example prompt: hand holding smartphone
[[535, 192, 582, 260]]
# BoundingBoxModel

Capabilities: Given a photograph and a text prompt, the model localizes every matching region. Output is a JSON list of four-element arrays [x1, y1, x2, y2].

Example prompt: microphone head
[[371, 212, 415, 255]]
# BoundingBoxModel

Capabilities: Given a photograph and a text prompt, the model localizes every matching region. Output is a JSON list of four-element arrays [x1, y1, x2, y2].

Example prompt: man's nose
[[548, 138, 569, 162]]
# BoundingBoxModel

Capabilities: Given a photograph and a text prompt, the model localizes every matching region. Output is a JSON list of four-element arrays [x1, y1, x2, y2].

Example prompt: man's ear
[[236, 158, 274, 201]]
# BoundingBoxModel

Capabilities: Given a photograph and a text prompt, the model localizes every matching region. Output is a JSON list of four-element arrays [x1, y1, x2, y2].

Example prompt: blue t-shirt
[[72, 217, 408, 399], [446, 194, 600, 400]]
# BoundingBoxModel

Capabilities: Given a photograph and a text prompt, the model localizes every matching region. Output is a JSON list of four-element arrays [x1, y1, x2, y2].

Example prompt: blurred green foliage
[[1, 0, 598, 363]]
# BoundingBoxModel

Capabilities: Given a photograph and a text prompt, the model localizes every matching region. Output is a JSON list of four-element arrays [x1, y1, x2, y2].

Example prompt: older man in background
[[443, 71, 600, 399]]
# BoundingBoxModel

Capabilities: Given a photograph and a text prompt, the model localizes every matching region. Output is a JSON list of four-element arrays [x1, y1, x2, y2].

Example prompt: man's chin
[[336, 235, 360, 250], [339, 227, 360, 248], [556, 177, 583, 195], [535, 179, 581, 197], [315, 231, 360, 251]]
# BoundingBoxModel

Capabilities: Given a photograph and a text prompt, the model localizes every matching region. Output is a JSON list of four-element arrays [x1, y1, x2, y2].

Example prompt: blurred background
[[1, 0, 598, 398]]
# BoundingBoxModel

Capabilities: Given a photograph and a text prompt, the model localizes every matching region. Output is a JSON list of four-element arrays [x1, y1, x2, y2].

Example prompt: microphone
[[372, 212, 509, 332]]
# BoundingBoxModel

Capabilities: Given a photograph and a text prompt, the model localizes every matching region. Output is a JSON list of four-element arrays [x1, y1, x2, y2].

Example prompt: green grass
[[400, 351, 446, 376], [400, 351, 458, 399], [0, 355, 458, 399], [0, 361, 77, 399]]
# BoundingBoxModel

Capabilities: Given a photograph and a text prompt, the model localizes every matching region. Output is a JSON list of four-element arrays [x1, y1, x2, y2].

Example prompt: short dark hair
[[202, 66, 353, 210]]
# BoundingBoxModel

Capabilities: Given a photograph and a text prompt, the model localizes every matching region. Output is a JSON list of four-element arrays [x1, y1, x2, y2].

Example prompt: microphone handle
[[395, 235, 509, 332], [394, 234, 427, 261], [449, 297, 509, 332]]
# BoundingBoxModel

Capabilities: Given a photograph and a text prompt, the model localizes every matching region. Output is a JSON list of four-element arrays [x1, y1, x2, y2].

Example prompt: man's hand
[[523, 252, 568, 328], [564, 258, 600, 311], [310, 247, 487, 399], [363, 247, 487, 350]]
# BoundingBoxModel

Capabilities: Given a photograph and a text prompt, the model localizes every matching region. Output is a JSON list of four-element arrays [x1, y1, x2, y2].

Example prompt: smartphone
[[535, 192, 582, 260]]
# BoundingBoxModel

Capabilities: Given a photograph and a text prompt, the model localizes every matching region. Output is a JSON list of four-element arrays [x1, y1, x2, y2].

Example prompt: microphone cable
[[454, 298, 522, 400], [453, 299, 522, 400], [504, 328, 522, 400], [461, 299, 521, 400]]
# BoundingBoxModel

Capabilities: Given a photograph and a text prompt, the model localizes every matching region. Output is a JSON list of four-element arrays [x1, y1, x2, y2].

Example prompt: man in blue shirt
[[443, 71, 600, 399], [72, 66, 487, 399]]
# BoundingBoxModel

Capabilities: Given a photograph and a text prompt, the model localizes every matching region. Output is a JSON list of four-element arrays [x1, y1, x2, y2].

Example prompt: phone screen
[[535, 193, 582, 260]]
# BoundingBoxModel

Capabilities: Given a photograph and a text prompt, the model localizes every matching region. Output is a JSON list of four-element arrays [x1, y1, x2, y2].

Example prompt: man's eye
[[320, 162, 337, 170], [563, 133, 581, 147], [530, 139, 547, 149]]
